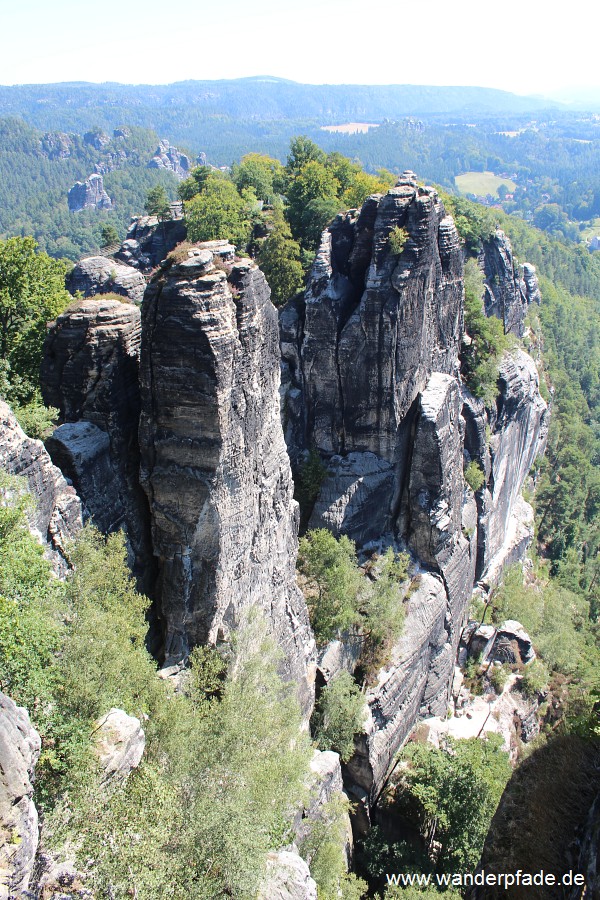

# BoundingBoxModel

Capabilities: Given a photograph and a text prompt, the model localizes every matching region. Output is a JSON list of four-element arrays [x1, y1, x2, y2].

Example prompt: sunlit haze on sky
[[1, 0, 597, 97]]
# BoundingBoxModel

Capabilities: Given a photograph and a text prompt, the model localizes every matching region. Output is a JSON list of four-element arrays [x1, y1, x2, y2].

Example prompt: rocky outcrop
[[522, 262, 541, 306], [41, 299, 153, 589], [0, 400, 83, 574], [297, 750, 353, 866], [283, 176, 463, 466], [66, 256, 146, 304], [463, 349, 548, 581], [282, 178, 546, 807], [68, 173, 112, 212], [139, 247, 315, 712], [467, 736, 600, 899], [114, 214, 187, 272], [148, 140, 192, 178], [0, 692, 41, 898], [41, 132, 73, 159], [345, 572, 454, 812], [93, 708, 145, 785], [480, 229, 528, 337], [259, 852, 317, 900], [83, 129, 110, 150]]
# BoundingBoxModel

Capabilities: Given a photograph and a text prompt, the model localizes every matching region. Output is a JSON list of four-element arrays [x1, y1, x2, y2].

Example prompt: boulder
[[114, 215, 186, 271], [259, 851, 317, 900], [148, 139, 192, 178], [66, 256, 146, 304], [0, 693, 41, 898], [93, 708, 145, 784]]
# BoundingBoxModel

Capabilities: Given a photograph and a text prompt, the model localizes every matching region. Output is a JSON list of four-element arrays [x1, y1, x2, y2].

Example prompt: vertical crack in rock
[[139, 248, 315, 716]]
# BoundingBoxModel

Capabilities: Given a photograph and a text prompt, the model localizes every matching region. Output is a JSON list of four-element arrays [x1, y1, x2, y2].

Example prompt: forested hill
[[0, 119, 178, 260], [0, 79, 558, 130]]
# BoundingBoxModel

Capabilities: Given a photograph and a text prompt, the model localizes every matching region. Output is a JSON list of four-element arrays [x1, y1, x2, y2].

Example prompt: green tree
[[464, 459, 485, 493], [258, 207, 304, 305], [286, 161, 341, 248], [0, 236, 71, 403], [100, 224, 120, 247], [343, 170, 395, 209], [461, 257, 510, 404], [298, 528, 361, 643], [185, 175, 252, 248], [144, 184, 171, 221], [233, 153, 286, 203], [286, 136, 327, 175], [312, 671, 366, 762], [398, 736, 511, 872]]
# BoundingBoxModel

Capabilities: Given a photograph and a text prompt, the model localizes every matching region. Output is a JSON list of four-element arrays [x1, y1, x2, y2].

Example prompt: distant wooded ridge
[[0, 77, 560, 128]]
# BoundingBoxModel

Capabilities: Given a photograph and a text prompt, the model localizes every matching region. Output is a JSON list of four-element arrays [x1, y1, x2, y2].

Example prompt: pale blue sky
[[1, 0, 596, 96]]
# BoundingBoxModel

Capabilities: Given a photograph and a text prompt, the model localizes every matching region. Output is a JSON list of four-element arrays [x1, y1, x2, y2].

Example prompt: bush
[[489, 663, 510, 694], [312, 671, 366, 761], [464, 459, 485, 493], [388, 225, 409, 255], [520, 659, 550, 698]]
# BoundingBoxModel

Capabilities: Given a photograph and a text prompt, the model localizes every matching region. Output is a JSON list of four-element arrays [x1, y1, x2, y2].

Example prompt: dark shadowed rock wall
[[41, 298, 153, 590]]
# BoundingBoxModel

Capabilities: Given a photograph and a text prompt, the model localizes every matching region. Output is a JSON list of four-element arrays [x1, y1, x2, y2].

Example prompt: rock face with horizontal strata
[[0, 400, 83, 574], [41, 298, 153, 589], [480, 229, 528, 337], [139, 247, 315, 714]]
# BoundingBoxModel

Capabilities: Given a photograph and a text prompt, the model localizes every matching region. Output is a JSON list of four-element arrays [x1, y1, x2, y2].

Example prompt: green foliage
[[0, 236, 71, 404], [144, 184, 171, 220], [295, 448, 329, 522], [385, 887, 463, 898], [464, 459, 485, 493], [286, 160, 341, 247], [520, 659, 550, 698], [0, 119, 177, 261], [11, 393, 58, 439], [493, 565, 597, 678], [488, 663, 510, 694], [185, 174, 252, 247], [300, 795, 367, 900], [100, 223, 119, 247], [461, 257, 510, 404], [312, 671, 366, 762], [398, 736, 511, 872], [359, 547, 408, 653], [257, 206, 304, 305], [342, 169, 395, 209], [232, 152, 286, 203], [298, 528, 361, 643], [298, 529, 408, 667], [287, 136, 327, 174], [0, 476, 313, 897], [388, 226, 409, 256]]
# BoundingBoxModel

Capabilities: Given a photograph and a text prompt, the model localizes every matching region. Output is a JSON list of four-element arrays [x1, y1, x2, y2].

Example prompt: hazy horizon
[[3, 0, 599, 99]]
